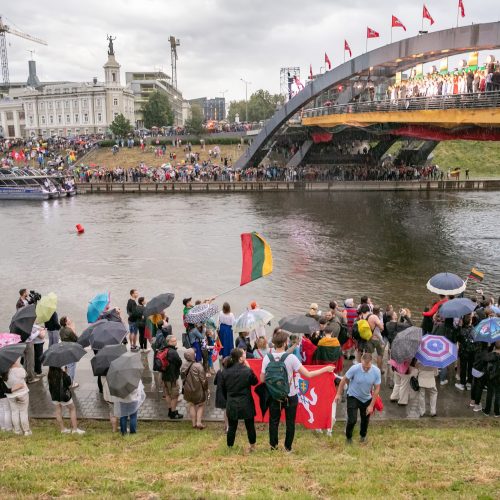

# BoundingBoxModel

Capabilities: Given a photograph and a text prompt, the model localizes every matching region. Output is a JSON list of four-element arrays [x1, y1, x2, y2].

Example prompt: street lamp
[[240, 78, 251, 122]]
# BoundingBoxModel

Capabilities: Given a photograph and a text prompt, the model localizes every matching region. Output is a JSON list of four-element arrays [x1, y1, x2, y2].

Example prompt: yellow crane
[[0, 16, 47, 87]]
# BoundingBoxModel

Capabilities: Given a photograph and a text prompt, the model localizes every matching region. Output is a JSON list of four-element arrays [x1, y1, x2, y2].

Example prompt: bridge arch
[[235, 21, 500, 169]]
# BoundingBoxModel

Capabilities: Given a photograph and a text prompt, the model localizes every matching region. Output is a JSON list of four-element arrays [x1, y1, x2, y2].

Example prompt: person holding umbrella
[[59, 317, 79, 388], [47, 366, 85, 434]]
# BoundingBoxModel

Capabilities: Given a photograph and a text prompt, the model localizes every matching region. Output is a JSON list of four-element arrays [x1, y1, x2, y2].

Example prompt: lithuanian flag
[[468, 267, 484, 282], [240, 232, 273, 286]]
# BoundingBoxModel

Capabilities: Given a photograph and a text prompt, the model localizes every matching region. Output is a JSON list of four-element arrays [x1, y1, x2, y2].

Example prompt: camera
[[28, 290, 42, 304]]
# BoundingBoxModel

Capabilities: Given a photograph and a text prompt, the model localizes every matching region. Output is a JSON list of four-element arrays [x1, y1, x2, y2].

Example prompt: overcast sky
[[3, 0, 500, 101]]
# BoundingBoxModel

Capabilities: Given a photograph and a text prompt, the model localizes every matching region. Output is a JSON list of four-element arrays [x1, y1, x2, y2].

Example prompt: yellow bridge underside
[[302, 108, 500, 129]]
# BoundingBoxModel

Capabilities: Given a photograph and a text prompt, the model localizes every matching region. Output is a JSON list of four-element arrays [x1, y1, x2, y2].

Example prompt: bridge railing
[[302, 90, 500, 118]]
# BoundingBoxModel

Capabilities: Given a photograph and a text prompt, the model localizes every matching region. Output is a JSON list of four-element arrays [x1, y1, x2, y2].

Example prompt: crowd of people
[[1, 284, 499, 452]]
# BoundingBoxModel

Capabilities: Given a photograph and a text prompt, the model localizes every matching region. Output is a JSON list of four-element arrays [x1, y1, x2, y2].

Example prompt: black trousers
[[34, 343, 44, 374], [346, 395, 371, 439], [269, 395, 298, 451], [93, 349, 103, 393], [138, 327, 147, 350], [472, 376, 485, 404], [484, 381, 500, 416], [227, 417, 256, 447], [459, 351, 474, 386]]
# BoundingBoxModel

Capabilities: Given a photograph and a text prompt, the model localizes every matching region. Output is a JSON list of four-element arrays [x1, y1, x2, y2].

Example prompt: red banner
[[311, 132, 333, 144], [391, 125, 500, 142], [247, 359, 336, 430]]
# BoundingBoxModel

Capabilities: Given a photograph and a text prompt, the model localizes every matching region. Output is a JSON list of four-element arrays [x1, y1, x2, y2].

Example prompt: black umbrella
[[9, 305, 37, 341], [78, 319, 108, 348], [0, 343, 26, 373], [144, 293, 175, 318], [107, 352, 143, 398], [278, 314, 320, 334], [91, 344, 127, 376], [391, 326, 423, 364], [90, 321, 128, 351], [98, 308, 122, 323], [42, 342, 87, 367]]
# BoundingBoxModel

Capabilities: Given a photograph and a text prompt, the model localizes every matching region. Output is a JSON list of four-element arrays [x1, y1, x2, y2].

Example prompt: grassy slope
[[432, 141, 500, 178], [0, 419, 499, 499]]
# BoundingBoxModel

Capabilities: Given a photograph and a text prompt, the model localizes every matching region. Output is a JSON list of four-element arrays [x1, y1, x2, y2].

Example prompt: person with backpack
[[135, 297, 149, 353], [260, 329, 334, 452], [47, 366, 85, 434], [154, 335, 183, 420], [220, 348, 259, 450], [334, 352, 381, 444], [181, 348, 208, 429], [482, 341, 500, 417]]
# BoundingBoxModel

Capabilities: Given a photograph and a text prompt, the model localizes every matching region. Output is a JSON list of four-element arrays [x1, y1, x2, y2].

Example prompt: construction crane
[[169, 35, 180, 89], [0, 16, 48, 87]]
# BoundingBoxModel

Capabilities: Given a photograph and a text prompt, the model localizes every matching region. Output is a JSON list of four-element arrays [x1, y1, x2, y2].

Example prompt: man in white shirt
[[261, 329, 334, 452]]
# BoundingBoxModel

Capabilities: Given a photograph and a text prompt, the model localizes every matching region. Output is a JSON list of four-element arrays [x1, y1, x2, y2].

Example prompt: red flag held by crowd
[[367, 27, 380, 39], [344, 39, 352, 58], [458, 0, 465, 18], [248, 359, 336, 430], [324, 52, 331, 70], [392, 15, 407, 31], [423, 5, 435, 25]]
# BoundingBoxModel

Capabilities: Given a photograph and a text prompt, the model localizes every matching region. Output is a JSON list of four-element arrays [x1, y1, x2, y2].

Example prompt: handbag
[[410, 375, 420, 392], [60, 375, 72, 403]]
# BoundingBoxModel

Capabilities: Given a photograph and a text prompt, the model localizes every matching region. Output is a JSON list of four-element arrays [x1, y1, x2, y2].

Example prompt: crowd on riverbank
[[1, 282, 499, 451]]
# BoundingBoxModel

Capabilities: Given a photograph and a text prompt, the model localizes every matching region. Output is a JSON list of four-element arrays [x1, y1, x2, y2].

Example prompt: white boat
[[0, 168, 59, 200]]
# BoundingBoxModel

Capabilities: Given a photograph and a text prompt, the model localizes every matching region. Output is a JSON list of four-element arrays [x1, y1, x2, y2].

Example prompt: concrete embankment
[[75, 179, 500, 194]]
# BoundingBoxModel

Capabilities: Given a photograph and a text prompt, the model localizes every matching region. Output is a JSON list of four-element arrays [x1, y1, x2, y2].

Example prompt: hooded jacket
[[181, 348, 207, 405]]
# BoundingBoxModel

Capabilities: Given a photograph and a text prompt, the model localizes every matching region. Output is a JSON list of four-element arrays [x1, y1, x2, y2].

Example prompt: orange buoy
[[76, 224, 85, 234]]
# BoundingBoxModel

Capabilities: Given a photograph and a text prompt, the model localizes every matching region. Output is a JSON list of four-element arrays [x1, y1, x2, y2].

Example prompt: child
[[287, 333, 302, 360], [4, 357, 31, 435], [114, 380, 146, 436], [47, 366, 85, 434], [252, 337, 270, 360]]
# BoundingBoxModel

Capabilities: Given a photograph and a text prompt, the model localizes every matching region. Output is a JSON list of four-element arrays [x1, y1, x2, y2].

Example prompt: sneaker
[[70, 382, 79, 389], [61, 428, 71, 434], [326, 429, 332, 437], [27, 377, 41, 384], [360, 436, 367, 444], [440, 379, 448, 386], [13, 430, 22, 435], [72, 428, 86, 435], [24, 430, 32, 436], [481, 410, 490, 417], [144, 348, 151, 353], [494, 414, 500, 418], [466, 383, 472, 390], [430, 413, 437, 417], [169, 411, 183, 420], [454, 383, 465, 391], [346, 438, 353, 445], [472, 404, 482, 412], [469, 401, 475, 407]]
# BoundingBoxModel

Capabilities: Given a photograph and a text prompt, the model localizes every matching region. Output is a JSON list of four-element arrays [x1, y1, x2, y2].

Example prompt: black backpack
[[337, 322, 349, 346], [486, 355, 500, 384]]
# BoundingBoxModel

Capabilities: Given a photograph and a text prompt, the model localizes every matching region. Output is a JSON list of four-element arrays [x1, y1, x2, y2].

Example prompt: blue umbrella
[[87, 292, 110, 323], [473, 317, 500, 344], [426, 272, 466, 296], [416, 334, 457, 368], [439, 298, 476, 319]]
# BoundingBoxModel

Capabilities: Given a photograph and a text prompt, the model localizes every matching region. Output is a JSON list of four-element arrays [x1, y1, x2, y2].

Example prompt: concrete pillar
[[0, 111, 8, 137], [13, 111, 21, 138]]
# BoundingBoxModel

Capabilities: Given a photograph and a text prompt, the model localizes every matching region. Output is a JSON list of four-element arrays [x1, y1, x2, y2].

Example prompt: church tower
[[103, 35, 121, 86]]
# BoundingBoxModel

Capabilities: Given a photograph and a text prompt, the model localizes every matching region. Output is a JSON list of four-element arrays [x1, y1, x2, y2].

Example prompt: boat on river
[[0, 168, 75, 200]]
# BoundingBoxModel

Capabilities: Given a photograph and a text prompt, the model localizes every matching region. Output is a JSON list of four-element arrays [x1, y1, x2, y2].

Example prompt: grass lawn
[[0, 419, 499, 499]]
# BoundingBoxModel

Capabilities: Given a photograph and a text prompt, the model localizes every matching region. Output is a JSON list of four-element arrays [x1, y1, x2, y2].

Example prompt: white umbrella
[[233, 309, 273, 333]]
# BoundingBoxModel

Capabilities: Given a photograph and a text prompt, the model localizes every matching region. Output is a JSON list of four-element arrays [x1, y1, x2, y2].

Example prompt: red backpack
[[153, 348, 170, 372]]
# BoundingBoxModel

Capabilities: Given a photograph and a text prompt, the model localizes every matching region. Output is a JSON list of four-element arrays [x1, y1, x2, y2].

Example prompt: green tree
[[185, 104, 204, 136], [142, 90, 174, 129], [227, 100, 247, 123], [109, 113, 133, 137], [247, 90, 284, 122]]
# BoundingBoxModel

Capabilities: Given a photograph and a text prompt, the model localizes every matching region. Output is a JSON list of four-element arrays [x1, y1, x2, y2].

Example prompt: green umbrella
[[35, 292, 58, 323]]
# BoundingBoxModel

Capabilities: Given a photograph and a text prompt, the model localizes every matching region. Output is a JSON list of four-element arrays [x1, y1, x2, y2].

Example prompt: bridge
[[235, 21, 500, 169]]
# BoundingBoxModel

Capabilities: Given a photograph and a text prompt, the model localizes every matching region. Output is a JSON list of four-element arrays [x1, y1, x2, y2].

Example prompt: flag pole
[[344, 49, 346, 63], [212, 284, 244, 300], [421, 3, 424, 32], [391, 25, 393, 44], [456, 5, 460, 28], [366, 36, 368, 54]]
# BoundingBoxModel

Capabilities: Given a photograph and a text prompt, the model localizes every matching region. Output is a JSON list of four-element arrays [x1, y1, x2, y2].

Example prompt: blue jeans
[[66, 363, 76, 382], [120, 412, 138, 435], [439, 368, 448, 383], [128, 322, 138, 335]]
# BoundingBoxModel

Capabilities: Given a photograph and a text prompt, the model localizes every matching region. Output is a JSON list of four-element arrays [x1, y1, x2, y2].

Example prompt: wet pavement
[[27, 346, 486, 424]]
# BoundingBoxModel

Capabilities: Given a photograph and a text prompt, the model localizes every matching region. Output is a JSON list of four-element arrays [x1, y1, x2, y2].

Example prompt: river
[[0, 191, 498, 334]]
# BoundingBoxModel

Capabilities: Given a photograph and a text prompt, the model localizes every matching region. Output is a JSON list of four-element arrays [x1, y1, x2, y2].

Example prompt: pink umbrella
[[0, 333, 22, 348]]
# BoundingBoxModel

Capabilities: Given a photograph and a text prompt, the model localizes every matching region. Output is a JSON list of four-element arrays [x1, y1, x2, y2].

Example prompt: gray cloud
[[3, 0, 499, 101]]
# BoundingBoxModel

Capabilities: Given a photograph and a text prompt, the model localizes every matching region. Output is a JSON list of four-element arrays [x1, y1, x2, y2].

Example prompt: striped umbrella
[[416, 334, 457, 368], [473, 317, 500, 344]]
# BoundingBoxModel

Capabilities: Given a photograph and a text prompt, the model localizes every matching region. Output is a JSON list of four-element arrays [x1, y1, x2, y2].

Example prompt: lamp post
[[240, 78, 251, 122]]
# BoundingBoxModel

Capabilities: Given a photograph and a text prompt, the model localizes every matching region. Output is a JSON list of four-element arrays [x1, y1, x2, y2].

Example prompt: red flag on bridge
[[344, 39, 352, 58], [248, 359, 336, 430], [392, 15, 407, 31], [309, 64, 313, 79], [367, 27, 380, 39], [324, 52, 331, 70], [458, 0, 465, 18], [423, 5, 435, 25]]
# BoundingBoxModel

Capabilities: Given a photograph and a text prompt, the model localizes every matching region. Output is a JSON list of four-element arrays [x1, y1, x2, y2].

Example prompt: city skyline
[[3, 0, 500, 101]]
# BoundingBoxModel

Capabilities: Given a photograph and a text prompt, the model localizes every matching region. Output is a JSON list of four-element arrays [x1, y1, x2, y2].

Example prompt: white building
[[22, 43, 134, 138], [0, 96, 25, 138]]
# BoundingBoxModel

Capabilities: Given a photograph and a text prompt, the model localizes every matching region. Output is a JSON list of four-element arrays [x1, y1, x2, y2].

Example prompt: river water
[[0, 191, 498, 335]]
